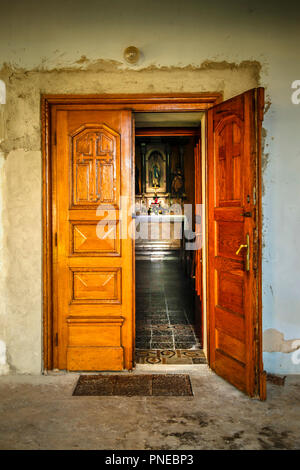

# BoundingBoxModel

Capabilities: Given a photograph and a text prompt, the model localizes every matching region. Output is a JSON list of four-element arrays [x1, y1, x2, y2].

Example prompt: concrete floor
[[0, 366, 299, 450]]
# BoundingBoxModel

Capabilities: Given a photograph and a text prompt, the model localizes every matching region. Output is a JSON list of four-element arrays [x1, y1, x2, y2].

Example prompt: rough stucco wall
[[0, 147, 8, 375], [0, 0, 299, 374], [3, 150, 42, 373]]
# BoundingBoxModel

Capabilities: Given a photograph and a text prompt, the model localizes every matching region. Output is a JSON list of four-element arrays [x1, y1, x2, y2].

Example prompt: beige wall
[[0, 0, 299, 373]]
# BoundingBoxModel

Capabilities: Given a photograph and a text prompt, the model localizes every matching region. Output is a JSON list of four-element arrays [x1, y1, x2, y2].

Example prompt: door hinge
[[55, 333, 58, 347], [54, 131, 57, 146]]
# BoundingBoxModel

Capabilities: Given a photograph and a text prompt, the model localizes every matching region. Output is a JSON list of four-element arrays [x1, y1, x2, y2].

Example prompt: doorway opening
[[42, 90, 265, 399], [133, 113, 205, 365]]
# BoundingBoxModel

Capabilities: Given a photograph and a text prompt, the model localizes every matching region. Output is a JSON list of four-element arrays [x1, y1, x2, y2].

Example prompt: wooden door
[[207, 88, 266, 398], [194, 135, 203, 341], [194, 136, 202, 300], [53, 108, 134, 371]]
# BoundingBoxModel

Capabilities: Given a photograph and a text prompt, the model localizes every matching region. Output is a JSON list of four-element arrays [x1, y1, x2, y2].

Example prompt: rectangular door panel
[[70, 220, 120, 256], [71, 268, 121, 304]]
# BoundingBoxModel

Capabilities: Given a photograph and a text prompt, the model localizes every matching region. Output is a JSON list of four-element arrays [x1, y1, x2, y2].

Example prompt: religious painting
[[171, 168, 184, 195], [145, 149, 167, 193]]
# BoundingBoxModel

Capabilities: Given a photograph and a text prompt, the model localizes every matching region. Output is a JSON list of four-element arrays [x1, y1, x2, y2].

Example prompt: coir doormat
[[73, 374, 193, 396]]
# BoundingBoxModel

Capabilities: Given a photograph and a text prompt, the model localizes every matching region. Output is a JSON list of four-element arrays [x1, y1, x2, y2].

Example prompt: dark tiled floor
[[135, 257, 202, 350]]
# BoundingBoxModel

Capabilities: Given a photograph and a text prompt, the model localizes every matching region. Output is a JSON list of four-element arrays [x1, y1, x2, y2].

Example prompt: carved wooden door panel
[[207, 88, 266, 398], [53, 109, 134, 371]]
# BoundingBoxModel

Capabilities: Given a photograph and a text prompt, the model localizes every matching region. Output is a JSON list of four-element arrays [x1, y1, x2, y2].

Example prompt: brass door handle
[[236, 234, 250, 271], [236, 244, 247, 255]]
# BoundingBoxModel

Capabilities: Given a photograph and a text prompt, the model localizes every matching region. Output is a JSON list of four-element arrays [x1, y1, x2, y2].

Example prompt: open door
[[194, 136, 202, 300], [194, 134, 203, 342], [207, 88, 266, 399], [53, 108, 134, 371]]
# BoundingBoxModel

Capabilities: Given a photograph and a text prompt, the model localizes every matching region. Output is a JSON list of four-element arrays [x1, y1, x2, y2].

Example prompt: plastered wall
[[0, 0, 299, 374]]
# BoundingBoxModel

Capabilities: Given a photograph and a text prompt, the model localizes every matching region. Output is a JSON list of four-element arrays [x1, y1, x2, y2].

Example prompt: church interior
[[133, 113, 205, 365]]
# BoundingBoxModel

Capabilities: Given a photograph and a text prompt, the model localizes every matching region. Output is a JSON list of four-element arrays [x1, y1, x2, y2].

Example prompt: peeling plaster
[[264, 329, 300, 354], [0, 59, 261, 157], [261, 128, 269, 197], [0, 340, 9, 375], [1, 57, 262, 75], [261, 95, 272, 189], [0, 106, 5, 145], [0, 80, 5, 104]]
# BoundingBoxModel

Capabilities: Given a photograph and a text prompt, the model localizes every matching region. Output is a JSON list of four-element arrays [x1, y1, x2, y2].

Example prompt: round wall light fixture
[[123, 46, 140, 65]]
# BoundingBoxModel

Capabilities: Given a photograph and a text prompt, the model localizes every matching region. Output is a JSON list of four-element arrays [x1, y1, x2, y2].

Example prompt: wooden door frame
[[42, 91, 226, 371]]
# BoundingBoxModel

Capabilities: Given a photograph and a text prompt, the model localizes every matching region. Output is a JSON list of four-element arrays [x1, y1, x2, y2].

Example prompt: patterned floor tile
[[135, 349, 207, 365]]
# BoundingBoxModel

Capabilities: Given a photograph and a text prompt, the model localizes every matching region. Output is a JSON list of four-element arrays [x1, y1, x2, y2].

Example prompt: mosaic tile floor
[[135, 258, 204, 363], [135, 349, 206, 365]]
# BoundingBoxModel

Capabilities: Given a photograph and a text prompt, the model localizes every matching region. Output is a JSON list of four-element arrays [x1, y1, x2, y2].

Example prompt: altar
[[134, 135, 195, 257], [135, 214, 186, 254]]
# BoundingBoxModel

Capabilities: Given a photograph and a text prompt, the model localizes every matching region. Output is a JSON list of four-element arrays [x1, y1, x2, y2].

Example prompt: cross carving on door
[[72, 127, 117, 206]]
